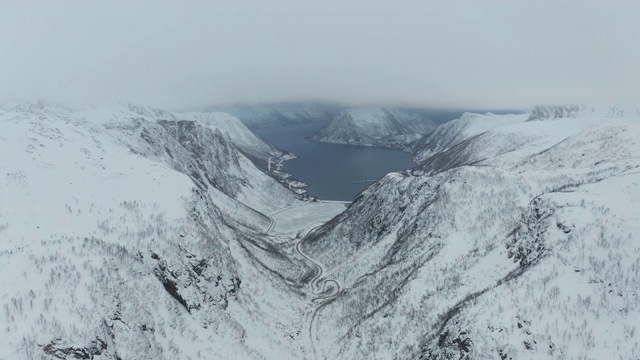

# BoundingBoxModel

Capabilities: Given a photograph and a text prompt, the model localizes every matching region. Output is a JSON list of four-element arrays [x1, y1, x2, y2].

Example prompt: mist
[[1, 0, 638, 110]]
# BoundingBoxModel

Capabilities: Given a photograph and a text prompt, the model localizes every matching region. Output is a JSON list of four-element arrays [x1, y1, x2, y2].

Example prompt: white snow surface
[[269, 201, 349, 239], [0, 101, 340, 360], [412, 112, 529, 162], [303, 107, 640, 359]]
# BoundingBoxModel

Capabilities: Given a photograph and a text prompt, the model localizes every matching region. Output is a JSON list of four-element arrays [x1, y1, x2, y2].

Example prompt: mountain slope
[[180, 111, 286, 162], [129, 105, 303, 192], [128, 105, 289, 168], [313, 108, 437, 150], [301, 108, 640, 359], [411, 112, 529, 163], [0, 102, 318, 360]]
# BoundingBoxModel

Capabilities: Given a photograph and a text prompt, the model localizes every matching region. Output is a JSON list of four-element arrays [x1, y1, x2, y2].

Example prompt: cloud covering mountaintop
[[1, 0, 639, 109]]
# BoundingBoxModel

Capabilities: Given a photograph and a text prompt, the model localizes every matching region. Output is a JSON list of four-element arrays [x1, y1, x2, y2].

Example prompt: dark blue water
[[254, 122, 416, 201]]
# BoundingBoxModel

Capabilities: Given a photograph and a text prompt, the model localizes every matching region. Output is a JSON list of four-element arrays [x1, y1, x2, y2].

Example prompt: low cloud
[[1, 0, 638, 110]]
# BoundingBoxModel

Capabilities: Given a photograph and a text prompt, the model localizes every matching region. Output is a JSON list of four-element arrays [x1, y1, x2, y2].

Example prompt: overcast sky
[[1, 1, 638, 110]]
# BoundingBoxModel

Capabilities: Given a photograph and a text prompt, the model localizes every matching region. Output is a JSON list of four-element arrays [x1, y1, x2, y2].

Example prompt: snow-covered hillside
[[2, 101, 639, 360], [302, 106, 640, 359], [129, 106, 304, 192], [180, 111, 284, 162], [0, 101, 345, 360], [411, 111, 529, 163], [313, 108, 437, 150]]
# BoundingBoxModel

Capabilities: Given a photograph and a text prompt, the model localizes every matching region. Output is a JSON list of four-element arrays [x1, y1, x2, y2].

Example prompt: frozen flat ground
[[269, 201, 349, 238]]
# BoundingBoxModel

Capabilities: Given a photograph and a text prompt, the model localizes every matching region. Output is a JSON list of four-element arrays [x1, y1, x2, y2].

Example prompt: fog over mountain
[[2, 1, 640, 360], [1, 1, 639, 109]]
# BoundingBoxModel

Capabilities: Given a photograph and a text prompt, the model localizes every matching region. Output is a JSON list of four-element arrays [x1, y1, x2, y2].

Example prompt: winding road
[[265, 207, 342, 360], [264, 208, 287, 235], [295, 226, 341, 360]]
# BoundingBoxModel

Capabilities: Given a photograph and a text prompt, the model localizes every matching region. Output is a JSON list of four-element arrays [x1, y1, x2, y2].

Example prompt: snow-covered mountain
[[0, 101, 345, 359], [2, 101, 640, 359], [410, 111, 529, 163], [179, 111, 284, 162], [207, 103, 341, 128], [128, 106, 305, 192], [312, 108, 437, 150], [301, 106, 640, 359], [126, 105, 287, 168]]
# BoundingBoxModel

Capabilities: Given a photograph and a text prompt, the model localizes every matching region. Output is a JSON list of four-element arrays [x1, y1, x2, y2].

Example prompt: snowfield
[[1, 102, 639, 359], [269, 201, 349, 239]]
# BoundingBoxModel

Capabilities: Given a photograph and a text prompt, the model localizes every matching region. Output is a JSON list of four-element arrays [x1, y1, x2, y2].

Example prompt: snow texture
[[303, 107, 640, 359], [0, 101, 342, 360]]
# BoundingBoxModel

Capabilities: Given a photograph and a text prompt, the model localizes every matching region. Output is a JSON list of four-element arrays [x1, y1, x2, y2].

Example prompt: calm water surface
[[254, 122, 416, 201]]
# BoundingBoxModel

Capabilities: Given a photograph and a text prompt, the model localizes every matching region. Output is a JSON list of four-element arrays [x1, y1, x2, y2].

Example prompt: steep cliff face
[[0, 102, 312, 360], [302, 109, 640, 359], [313, 108, 436, 150], [179, 111, 287, 164], [127, 106, 291, 174]]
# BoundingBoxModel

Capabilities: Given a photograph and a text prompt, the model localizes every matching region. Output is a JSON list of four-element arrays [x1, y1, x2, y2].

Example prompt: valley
[[1, 102, 639, 359], [267, 200, 348, 359]]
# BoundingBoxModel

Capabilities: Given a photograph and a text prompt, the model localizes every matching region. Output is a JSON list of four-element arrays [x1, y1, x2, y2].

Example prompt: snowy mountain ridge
[[411, 112, 529, 163], [302, 107, 640, 359], [127, 104, 301, 189], [125, 104, 285, 163], [178, 111, 288, 166]]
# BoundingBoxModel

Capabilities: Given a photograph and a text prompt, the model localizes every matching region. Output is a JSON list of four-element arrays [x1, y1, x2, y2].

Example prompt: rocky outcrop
[[526, 105, 582, 121], [41, 337, 109, 360]]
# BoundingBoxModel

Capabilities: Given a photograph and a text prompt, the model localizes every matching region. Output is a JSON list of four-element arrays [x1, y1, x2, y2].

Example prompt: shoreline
[[268, 152, 311, 196], [257, 123, 415, 201]]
